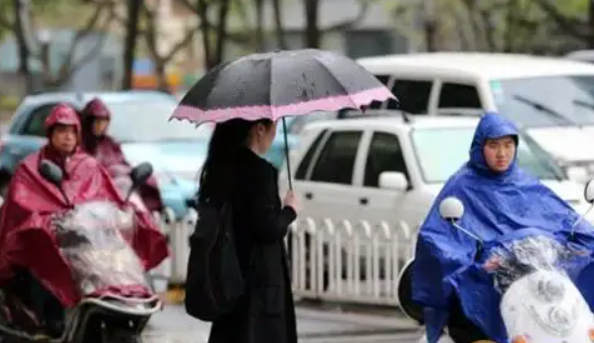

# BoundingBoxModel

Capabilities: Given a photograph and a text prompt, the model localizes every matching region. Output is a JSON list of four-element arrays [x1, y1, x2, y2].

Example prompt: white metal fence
[[155, 209, 417, 306]]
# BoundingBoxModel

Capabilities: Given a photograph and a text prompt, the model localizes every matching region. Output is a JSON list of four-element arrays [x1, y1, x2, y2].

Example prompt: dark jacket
[[206, 147, 298, 343]]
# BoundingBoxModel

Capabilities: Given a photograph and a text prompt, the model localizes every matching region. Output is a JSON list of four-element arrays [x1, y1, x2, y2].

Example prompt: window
[[410, 127, 564, 183], [491, 76, 594, 127], [22, 104, 61, 137], [438, 83, 481, 109], [368, 75, 400, 110], [295, 130, 328, 180], [364, 132, 409, 187], [385, 79, 432, 113], [310, 131, 362, 184]]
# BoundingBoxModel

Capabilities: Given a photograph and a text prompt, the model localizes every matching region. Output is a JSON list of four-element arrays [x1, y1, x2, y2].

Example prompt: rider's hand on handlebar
[[483, 256, 501, 272]]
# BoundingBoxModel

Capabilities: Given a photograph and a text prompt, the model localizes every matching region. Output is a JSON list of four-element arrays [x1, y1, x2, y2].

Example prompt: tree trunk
[[197, 0, 213, 69], [272, 0, 287, 49], [122, 0, 142, 90], [213, 0, 231, 68], [423, 0, 437, 52], [155, 60, 169, 93], [588, 0, 594, 49], [14, 0, 33, 94], [254, 0, 265, 52], [304, 0, 321, 48]]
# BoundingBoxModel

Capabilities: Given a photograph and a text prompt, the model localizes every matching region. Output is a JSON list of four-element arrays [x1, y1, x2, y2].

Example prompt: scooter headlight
[[536, 278, 565, 303]]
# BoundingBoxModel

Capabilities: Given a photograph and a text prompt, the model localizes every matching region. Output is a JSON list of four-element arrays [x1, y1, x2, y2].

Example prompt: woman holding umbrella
[[199, 118, 300, 343], [174, 49, 395, 343]]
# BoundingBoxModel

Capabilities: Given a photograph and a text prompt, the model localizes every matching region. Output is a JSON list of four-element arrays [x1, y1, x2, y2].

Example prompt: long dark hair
[[80, 114, 98, 153], [198, 118, 273, 202]]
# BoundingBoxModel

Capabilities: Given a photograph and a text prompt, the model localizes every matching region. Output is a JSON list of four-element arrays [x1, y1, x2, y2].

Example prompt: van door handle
[[359, 197, 368, 205], [305, 192, 313, 200]]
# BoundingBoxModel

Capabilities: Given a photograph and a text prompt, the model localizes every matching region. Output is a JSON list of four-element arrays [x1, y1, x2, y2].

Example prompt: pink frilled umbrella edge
[[169, 86, 396, 125]]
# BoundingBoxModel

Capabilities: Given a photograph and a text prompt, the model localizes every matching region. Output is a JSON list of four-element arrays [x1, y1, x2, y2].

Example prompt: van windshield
[[411, 127, 565, 183], [491, 75, 594, 127]]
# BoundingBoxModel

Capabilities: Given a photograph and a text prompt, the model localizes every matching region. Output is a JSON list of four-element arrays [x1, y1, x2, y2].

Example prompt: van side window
[[295, 129, 327, 180], [371, 76, 432, 114], [439, 83, 482, 109], [309, 131, 363, 185]]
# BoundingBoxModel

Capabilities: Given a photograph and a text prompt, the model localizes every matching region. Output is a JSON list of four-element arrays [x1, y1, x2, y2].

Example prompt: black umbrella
[[170, 49, 396, 189]]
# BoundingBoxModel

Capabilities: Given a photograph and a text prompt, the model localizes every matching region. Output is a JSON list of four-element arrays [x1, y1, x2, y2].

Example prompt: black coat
[[207, 147, 298, 343]]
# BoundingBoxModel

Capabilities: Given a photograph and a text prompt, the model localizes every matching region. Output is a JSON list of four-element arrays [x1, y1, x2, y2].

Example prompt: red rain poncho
[[81, 98, 164, 213], [0, 104, 169, 307]]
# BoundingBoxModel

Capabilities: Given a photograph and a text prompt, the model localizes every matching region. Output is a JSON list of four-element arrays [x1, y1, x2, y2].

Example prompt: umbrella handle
[[282, 117, 293, 191]]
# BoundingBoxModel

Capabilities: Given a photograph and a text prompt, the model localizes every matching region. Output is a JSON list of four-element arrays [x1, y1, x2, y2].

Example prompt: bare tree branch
[[53, 8, 114, 87], [163, 25, 200, 62], [142, 1, 199, 64], [175, 0, 257, 46], [57, 1, 108, 79]]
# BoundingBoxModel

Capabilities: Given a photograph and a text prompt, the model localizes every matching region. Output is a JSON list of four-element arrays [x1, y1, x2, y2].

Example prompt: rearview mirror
[[439, 197, 464, 221], [378, 171, 409, 191], [39, 159, 71, 206], [130, 162, 153, 186], [124, 162, 153, 203], [585, 179, 594, 204], [39, 159, 63, 186]]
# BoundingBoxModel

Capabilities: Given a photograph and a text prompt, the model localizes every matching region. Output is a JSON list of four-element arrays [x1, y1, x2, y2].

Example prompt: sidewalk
[[145, 302, 418, 342]]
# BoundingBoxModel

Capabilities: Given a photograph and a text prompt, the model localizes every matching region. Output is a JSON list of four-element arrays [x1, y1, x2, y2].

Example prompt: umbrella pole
[[282, 117, 293, 191]]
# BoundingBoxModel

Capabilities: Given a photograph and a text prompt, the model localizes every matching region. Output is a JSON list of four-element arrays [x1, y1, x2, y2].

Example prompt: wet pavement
[[143, 304, 420, 343]]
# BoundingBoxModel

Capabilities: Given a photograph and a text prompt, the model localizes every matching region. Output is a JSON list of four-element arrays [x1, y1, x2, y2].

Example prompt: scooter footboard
[[63, 295, 161, 343], [80, 294, 162, 316]]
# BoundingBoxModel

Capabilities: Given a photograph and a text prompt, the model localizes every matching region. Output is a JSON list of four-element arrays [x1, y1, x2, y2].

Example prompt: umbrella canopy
[[170, 49, 395, 124]]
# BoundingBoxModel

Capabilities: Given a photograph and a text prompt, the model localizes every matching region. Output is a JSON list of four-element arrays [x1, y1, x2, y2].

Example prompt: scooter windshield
[[487, 233, 588, 294], [51, 201, 148, 296]]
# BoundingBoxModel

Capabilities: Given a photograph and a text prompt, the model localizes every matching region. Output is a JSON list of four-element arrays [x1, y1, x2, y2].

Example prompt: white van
[[356, 53, 594, 182]]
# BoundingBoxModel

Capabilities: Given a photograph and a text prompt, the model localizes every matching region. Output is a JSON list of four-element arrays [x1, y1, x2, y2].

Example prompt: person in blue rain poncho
[[412, 112, 594, 343]]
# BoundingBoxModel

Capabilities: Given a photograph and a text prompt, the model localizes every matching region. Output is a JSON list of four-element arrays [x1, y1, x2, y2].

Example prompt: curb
[[295, 307, 417, 330], [161, 287, 418, 331]]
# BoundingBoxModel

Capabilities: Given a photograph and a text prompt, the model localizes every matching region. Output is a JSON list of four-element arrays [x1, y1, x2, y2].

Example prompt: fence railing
[[157, 209, 418, 306], [287, 217, 416, 306]]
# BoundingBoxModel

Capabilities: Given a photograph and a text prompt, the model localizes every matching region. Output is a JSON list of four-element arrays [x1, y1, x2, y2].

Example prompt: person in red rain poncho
[[0, 103, 169, 337], [80, 98, 164, 213]]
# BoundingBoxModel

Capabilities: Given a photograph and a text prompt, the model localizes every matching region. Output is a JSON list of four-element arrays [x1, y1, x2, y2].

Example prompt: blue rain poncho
[[412, 113, 594, 343]]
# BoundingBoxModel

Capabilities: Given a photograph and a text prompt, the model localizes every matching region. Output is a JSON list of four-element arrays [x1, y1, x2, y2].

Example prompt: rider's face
[[483, 136, 516, 173], [50, 124, 77, 155], [92, 118, 109, 136]]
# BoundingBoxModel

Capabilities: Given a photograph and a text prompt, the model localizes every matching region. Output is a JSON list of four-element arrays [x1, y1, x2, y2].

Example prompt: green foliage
[[0, 94, 20, 112], [382, 0, 590, 53]]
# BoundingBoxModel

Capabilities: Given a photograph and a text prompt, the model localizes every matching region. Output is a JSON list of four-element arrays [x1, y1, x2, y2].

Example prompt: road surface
[[143, 304, 421, 343]]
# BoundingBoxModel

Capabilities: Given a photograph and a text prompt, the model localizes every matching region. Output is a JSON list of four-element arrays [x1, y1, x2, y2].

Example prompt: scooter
[[0, 160, 162, 343], [397, 179, 594, 343]]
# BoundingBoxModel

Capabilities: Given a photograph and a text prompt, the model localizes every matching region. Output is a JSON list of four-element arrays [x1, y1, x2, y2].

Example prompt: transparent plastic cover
[[487, 235, 589, 294], [51, 201, 148, 296]]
